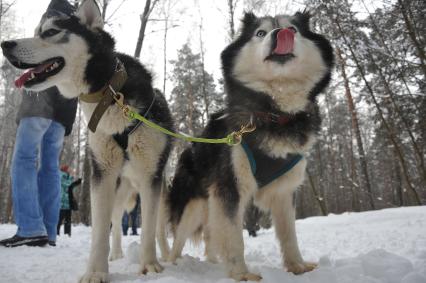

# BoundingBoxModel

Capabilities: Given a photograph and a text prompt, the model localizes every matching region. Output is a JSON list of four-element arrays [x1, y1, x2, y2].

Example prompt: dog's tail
[[157, 148, 207, 258], [168, 148, 206, 226]]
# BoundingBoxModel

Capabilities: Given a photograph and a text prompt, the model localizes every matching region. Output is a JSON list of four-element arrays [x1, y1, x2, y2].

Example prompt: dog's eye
[[288, 26, 297, 33], [42, 29, 61, 38], [256, 30, 267, 37]]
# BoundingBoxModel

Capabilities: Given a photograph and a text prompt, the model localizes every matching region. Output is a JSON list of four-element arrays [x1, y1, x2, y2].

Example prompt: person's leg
[[122, 212, 129, 236], [130, 205, 138, 235], [38, 120, 65, 242], [11, 117, 52, 238], [64, 210, 71, 236], [57, 209, 65, 235]]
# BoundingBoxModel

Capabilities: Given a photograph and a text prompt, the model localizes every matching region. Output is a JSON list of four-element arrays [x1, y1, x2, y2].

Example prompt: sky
[[10, 0, 235, 96], [8, 0, 299, 97]]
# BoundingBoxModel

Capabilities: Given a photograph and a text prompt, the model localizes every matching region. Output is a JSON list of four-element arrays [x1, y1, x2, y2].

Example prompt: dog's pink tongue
[[14, 63, 51, 88], [274, 28, 295, 55], [15, 71, 33, 88]]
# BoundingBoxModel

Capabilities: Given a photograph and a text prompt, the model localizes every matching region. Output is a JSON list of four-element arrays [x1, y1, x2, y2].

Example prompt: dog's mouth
[[13, 57, 65, 88], [265, 28, 296, 64]]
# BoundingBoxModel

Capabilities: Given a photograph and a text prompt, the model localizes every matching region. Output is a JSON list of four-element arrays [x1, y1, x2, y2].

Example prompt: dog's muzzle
[[264, 28, 296, 64], [1, 40, 18, 59]]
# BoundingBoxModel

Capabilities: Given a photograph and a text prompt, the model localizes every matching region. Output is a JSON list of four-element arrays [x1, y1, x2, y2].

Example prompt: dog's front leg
[[80, 151, 121, 283], [109, 178, 133, 261], [138, 183, 163, 274], [271, 189, 317, 275]]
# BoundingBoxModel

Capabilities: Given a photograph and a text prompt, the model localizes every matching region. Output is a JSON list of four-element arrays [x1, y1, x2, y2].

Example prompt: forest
[[0, 0, 424, 232]]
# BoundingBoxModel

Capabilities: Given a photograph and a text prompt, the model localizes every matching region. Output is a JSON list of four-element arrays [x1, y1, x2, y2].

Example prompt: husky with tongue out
[[158, 11, 333, 281], [2, 0, 173, 282]]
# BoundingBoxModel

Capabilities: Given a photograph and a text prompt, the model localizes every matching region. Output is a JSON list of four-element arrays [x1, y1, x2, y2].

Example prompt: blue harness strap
[[241, 141, 304, 188]]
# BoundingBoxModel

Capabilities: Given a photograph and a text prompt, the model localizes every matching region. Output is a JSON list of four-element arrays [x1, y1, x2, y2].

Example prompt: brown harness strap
[[253, 111, 293, 125], [80, 59, 128, 133]]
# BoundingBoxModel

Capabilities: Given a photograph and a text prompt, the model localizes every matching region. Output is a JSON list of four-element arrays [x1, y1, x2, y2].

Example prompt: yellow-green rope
[[111, 91, 255, 146]]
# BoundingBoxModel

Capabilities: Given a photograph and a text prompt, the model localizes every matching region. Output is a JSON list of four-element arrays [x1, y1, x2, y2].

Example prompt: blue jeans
[[122, 207, 138, 235], [11, 117, 65, 242]]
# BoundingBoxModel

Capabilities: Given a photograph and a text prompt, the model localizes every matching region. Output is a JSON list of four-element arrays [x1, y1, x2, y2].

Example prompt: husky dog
[[1, 0, 173, 282], [159, 11, 333, 281]]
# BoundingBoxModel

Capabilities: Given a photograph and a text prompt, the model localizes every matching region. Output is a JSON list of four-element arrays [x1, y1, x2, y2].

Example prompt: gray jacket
[[16, 87, 78, 136]]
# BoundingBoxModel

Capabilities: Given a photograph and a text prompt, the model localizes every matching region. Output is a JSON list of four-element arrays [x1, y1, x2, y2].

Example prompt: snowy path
[[0, 206, 425, 283]]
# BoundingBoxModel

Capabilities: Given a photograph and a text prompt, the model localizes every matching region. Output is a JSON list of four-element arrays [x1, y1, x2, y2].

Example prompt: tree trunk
[[227, 0, 236, 40], [307, 171, 328, 215], [78, 142, 91, 225], [198, 19, 209, 125], [76, 107, 82, 177], [397, 0, 426, 78], [360, 0, 421, 114], [393, 158, 404, 206], [333, 15, 422, 206], [162, 17, 168, 95], [336, 48, 376, 210], [365, 49, 426, 187], [134, 0, 159, 58], [348, 124, 361, 212], [101, 0, 109, 21]]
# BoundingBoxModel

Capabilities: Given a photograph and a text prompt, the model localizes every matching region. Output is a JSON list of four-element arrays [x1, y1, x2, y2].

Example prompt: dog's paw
[[139, 260, 164, 275], [159, 252, 170, 262], [230, 272, 262, 282], [167, 253, 182, 264], [79, 272, 109, 283], [286, 261, 317, 274], [108, 251, 124, 261]]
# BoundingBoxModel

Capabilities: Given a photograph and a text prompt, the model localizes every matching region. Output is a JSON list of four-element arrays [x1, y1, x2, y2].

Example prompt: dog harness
[[241, 141, 303, 188], [79, 58, 156, 152], [113, 93, 156, 152], [80, 59, 128, 133]]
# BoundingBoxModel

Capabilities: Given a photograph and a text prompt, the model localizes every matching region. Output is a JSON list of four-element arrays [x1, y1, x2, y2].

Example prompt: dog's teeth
[[53, 62, 59, 68], [30, 73, 35, 79]]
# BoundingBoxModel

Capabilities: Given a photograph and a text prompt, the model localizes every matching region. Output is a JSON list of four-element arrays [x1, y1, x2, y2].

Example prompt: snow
[[1, 206, 425, 283]]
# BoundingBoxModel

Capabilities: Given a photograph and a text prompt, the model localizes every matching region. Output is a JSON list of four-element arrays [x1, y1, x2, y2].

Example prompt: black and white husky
[[158, 11, 333, 281], [1, 0, 173, 282]]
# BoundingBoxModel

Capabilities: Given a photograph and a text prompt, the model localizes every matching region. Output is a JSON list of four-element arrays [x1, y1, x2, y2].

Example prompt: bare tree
[[0, 0, 17, 41], [331, 10, 422, 206], [336, 48, 376, 210], [159, 0, 179, 95], [197, 2, 209, 124], [227, 0, 239, 40], [134, 0, 159, 58], [397, 0, 426, 78]]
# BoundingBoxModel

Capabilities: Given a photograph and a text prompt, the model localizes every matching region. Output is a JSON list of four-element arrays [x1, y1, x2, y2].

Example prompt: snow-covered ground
[[1, 206, 425, 283]]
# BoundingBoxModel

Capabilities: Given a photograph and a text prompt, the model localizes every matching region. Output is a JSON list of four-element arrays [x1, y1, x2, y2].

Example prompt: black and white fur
[[1, 1, 173, 282], [158, 11, 333, 281]]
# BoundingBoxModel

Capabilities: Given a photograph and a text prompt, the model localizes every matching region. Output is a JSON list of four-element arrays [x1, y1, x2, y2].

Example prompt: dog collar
[[252, 111, 295, 125], [80, 59, 128, 133]]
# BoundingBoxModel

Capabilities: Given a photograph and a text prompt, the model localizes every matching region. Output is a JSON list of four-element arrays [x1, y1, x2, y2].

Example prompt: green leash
[[112, 91, 255, 146]]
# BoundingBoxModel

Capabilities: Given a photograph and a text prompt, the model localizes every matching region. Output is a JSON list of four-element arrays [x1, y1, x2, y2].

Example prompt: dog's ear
[[76, 0, 103, 29], [242, 12, 257, 27], [236, 12, 258, 38], [293, 9, 311, 30]]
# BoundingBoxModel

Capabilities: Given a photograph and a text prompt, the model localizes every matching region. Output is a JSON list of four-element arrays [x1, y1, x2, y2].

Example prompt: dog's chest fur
[[81, 101, 130, 135]]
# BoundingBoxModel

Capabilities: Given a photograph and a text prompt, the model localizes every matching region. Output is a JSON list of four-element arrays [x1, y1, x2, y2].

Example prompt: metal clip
[[230, 122, 256, 145], [109, 85, 132, 120]]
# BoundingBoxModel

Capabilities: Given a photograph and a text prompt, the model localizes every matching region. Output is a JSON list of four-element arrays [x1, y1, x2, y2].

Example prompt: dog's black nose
[[1, 41, 17, 51]]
